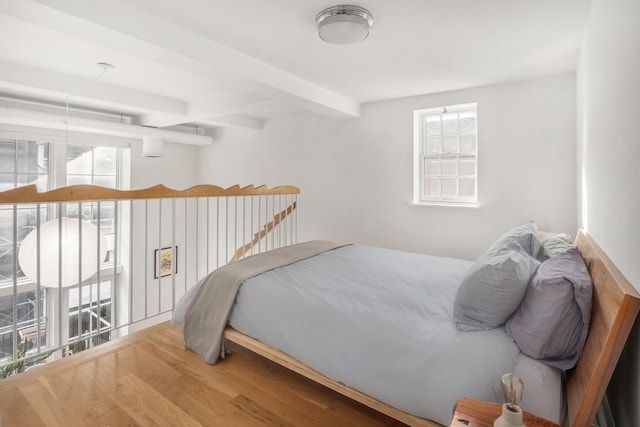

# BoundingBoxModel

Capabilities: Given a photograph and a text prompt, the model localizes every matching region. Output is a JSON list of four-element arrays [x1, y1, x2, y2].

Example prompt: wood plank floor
[[0, 322, 409, 426]]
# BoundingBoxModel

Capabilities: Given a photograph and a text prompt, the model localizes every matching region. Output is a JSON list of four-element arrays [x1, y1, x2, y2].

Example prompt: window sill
[[409, 201, 481, 209]]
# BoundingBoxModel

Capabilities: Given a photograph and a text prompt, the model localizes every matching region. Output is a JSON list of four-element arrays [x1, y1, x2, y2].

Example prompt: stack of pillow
[[453, 222, 593, 370]]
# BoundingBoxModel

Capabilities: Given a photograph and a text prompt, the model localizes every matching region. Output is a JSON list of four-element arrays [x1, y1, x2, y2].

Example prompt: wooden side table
[[450, 398, 561, 427]]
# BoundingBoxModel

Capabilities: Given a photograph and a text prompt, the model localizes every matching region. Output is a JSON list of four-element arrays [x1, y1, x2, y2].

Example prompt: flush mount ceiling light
[[316, 5, 373, 45]]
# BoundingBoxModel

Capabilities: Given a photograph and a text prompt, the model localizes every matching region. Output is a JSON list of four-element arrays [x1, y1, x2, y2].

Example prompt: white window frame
[[412, 103, 479, 208], [0, 129, 130, 360]]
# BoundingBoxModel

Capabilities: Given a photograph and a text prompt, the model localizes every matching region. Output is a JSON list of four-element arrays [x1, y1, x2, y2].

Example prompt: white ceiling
[[0, 0, 591, 137]]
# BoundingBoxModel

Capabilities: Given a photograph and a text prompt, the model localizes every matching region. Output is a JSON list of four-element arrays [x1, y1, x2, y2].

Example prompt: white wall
[[125, 140, 201, 332], [577, 0, 640, 425], [200, 73, 577, 261], [130, 140, 200, 190]]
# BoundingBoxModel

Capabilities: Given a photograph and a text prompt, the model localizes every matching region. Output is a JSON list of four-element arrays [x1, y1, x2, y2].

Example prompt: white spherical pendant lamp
[[19, 218, 108, 288]]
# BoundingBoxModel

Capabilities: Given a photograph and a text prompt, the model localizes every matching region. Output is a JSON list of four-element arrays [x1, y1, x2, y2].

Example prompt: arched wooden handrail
[[0, 183, 300, 204]]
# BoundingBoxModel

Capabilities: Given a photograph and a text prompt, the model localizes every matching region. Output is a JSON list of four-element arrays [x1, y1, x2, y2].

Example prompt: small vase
[[493, 403, 525, 427]]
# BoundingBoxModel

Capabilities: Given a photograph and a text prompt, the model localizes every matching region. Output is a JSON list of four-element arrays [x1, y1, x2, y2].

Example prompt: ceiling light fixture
[[141, 135, 163, 158], [316, 5, 373, 45]]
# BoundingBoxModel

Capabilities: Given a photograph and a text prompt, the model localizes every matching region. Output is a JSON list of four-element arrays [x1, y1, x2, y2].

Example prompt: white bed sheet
[[175, 244, 563, 425], [229, 245, 523, 425]]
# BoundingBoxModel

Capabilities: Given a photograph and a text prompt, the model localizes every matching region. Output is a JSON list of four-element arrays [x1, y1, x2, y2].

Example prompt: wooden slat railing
[[0, 183, 300, 203], [0, 182, 300, 374], [229, 201, 297, 263]]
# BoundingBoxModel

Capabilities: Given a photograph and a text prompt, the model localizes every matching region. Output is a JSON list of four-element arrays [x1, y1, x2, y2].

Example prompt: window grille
[[413, 103, 478, 206]]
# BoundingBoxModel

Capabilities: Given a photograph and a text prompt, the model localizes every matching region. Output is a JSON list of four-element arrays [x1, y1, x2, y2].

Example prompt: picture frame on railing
[[154, 246, 177, 278]]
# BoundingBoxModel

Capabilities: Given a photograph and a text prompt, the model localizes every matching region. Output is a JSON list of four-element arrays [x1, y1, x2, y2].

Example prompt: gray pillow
[[537, 233, 574, 261], [489, 222, 540, 257], [454, 241, 540, 331], [505, 247, 593, 370]]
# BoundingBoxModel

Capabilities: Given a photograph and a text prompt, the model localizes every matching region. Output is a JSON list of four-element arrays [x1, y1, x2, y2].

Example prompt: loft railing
[[0, 183, 299, 375], [229, 201, 297, 263]]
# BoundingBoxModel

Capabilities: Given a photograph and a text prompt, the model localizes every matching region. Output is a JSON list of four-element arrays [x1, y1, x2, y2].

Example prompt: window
[[0, 136, 128, 361], [0, 139, 49, 192], [0, 139, 50, 359], [413, 103, 478, 206]]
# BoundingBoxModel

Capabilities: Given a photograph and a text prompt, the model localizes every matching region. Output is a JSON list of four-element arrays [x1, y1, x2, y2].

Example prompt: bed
[[175, 225, 640, 427]]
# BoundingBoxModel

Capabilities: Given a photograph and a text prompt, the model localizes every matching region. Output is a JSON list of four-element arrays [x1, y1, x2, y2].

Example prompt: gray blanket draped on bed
[[183, 240, 346, 364]]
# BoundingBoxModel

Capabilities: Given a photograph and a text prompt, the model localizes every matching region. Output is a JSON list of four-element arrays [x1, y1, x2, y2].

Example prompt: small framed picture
[[154, 246, 177, 278]]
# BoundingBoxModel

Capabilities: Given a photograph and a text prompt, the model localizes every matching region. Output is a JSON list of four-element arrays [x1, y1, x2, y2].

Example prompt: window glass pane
[[69, 282, 112, 310], [442, 136, 458, 153], [16, 207, 43, 242], [460, 134, 476, 153], [425, 116, 441, 136], [0, 140, 15, 173], [459, 178, 476, 198], [425, 137, 441, 154], [94, 147, 116, 175], [68, 280, 111, 351], [423, 158, 440, 176], [0, 140, 49, 191], [0, 206, 48, 282], [17, 174, 47, 191], [67, 145, 92, 175], [0, 218, 14, 281], [442, 113, 458, 135], [94, 176, 116, 189], [424, 178, 440, 197], [459, 111, 477, 134], [66, 202, 95, 223], [17, 141, 48, 174], [0, 173, 15, 191], [459, 157, 476, 176], [67, 175, 91, 186], [0, 290, 47, 359], [441, 158, 457, 176], [73, 202, 114, 263], [442, 178, 457, 197], [15, 207, 49, 280], [97, 203, 115, 232], [0, 248, 14, 282]]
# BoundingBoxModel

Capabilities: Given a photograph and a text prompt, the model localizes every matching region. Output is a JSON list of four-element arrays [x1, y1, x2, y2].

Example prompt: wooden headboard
[[568, 231, 640, 427]]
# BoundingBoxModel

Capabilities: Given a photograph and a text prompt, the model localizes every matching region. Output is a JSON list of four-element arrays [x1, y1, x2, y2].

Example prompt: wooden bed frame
[[224, 230, 640, 427]]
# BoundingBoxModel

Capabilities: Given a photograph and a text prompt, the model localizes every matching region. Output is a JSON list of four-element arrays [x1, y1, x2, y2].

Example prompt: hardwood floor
[[0, 322, 408, 426]]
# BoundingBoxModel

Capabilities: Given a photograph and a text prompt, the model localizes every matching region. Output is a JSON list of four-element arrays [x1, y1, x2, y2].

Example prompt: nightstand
[[450, 398, 561, 427]]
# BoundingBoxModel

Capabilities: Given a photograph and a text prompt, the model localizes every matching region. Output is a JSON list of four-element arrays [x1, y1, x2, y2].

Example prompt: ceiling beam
[[0, 105, 212, 145], [6, 0, 361, 119], [198, 115, 264, 130], [0, 59, 187, 117], [139, 91, 267, 128]]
